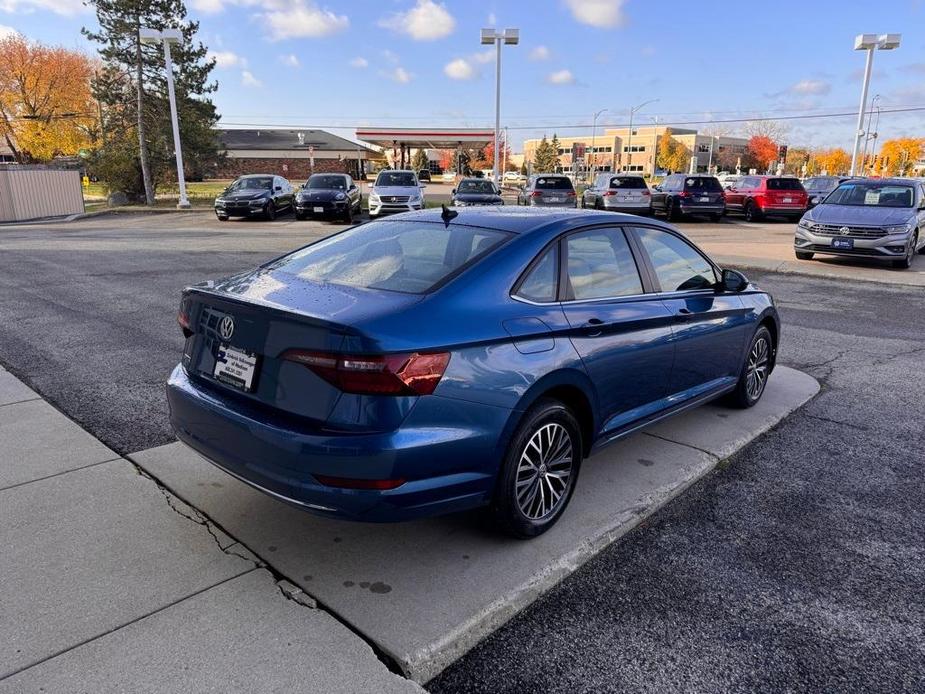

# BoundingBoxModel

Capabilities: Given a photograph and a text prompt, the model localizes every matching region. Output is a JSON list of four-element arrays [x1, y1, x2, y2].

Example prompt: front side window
[[565, 228, 643, 301], [635, 227, 716, 292], [516, 245, 559, 303], [270, 221, 510, 294]]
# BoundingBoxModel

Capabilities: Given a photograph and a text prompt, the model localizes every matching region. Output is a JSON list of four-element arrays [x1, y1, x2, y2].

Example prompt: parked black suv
[[294, 173, 362, 222], [418, 169, 432, 182], [651, 174, 725, 221]]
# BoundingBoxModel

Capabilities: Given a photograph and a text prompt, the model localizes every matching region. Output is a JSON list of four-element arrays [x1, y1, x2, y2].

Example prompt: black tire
[[795, 250, 814, 260], [264, 201, 276, 221], [491, 399, 583, 538], [343, 204, 354, 224], [727, 326, 773, 409], [709, 212, 722, 222], [744, 200, 762, 222], [666, 197, 678, 221], [216, 215, 228, 222], [892, 232, 917, 269], [595, 198, 603, 211], [294, 212, 306, 221]]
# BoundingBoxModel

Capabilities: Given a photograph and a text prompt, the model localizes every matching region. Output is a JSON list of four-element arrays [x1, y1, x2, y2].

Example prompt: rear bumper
[[760, 204, 806, 215], [601, 199, 651, 213], [166, 365, 506, 521], [678, 203, 725, 214], [527, 199, 577, 208]]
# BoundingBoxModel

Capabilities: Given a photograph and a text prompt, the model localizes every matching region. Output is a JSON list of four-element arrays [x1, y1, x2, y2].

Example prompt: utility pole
[[481, 28, 519, 185]]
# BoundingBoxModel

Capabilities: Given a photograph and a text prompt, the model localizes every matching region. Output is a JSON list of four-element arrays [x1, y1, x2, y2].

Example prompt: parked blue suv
[[167, 208, 779, 537]]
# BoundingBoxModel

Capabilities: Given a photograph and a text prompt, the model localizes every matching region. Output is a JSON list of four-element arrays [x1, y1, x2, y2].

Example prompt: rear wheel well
[[540, 385, 595, 458]]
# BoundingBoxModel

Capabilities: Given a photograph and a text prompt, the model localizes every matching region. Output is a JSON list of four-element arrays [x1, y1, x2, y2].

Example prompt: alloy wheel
[[746, 335, 770, 401], [515, 422, 574, 520]]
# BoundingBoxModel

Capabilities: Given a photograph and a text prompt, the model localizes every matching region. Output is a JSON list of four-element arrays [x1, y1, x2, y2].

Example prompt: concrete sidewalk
[[0, 365, 420, 693]]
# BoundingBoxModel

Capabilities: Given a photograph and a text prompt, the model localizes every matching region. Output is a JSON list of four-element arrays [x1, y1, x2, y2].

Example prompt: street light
[[140, 27, 190, 209], [625, 98, 658, 173], [589, 108, 608, 182], [481, 27, 519, 185], [849, 33, 900, 177]]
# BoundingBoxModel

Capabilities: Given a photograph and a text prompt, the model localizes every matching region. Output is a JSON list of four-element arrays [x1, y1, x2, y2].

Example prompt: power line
[[215, 105, 925, 133]]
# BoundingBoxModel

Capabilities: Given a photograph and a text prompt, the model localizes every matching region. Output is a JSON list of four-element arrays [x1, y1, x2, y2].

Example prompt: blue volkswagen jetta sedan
[[167, 207, 779, 537]]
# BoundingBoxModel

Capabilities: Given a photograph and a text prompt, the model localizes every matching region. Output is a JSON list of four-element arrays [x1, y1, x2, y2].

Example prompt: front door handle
[[677, 308, 692, 315], [585, 317, 604, 336]]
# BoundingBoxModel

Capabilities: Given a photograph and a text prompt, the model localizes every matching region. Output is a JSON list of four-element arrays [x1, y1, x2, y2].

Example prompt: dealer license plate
[[783, 197, 792, 203], [547, 197, 562, 203], [699, 196, 709, 202], [832, 238, 854, 250], [313, 206, 324, 213], [213, 344, 258, 392]]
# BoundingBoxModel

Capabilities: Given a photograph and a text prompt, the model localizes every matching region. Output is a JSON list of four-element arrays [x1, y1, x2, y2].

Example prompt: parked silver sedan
[[581, 173, 652, 214], [516, 174, 577, 208]]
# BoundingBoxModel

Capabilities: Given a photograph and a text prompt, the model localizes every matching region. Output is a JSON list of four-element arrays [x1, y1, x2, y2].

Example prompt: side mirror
[[720, 268, 748, 293], [451, 188, 456, 195], [653, 185, 661, 192], [811, 196, 821, 205], [274, 185, 282, 192]]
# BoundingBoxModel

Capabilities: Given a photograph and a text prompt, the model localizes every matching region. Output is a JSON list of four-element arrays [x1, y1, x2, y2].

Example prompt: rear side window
[[767, 178, 804, 191], [272, 221, 511, 294], [609, 176, 647, 189], [565, 228, 643, 301], [635, 227, 716, 292], [536, 177, 574, 191], [516, 245, 559, 303], [683, 177, 722, 192]]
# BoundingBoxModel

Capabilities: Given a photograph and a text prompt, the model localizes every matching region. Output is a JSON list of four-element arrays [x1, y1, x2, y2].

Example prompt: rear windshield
[[805, 177, 838, 190], [682, 177, 722, 191], [535, 177, 574, 190], [269, 221, 511, 294], [375, 171, 417, 187], [825, 183, 915, 208], [608, 176, 647, 189], [457, 180, 497, 194], [767, 178, 804, 191]]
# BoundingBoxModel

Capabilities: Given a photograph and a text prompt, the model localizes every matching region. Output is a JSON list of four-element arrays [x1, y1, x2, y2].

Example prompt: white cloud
[[487, 11, 496, 25], [546, 68, 575, 85], [241, 70, 262, 87], [791, 79, 831, 95], [472, 49, 494, 64], [444, 58, 475, 80], [349, 56, 369, 68], [0, 23, 19, 38], [381, 49, 399, 64], [209, 50, 247, 69], [0, 0, 88, 15], [280, 53, 300, 67], [565, 0, 626, 28], [383, 67, 412, 84], [379, 0, 455, 41], [261, 1, 349, 41], [529, 45, 550, 61]]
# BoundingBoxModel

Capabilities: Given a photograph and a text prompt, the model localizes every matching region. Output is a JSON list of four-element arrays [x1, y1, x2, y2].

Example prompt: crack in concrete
[[802, 412, 870, 431], [123, 456, 409, 679]]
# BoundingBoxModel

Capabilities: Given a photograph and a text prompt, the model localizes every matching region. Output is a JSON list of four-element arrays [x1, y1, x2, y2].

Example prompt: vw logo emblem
[[218, 316, 235, 341], [839, 226, 850, 236]]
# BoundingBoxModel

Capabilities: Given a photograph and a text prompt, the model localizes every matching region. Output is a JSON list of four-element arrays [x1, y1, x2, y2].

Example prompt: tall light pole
[[481, 27, 519, 185], [850, 33, 900, 177], [589, 108, 608, 182], [625, 98, 658, 173], [862, 94, 882, 173], [140, 27, 190, 208]]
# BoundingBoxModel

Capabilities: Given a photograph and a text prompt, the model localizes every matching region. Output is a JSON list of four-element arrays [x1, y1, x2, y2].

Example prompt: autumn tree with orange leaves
[[746, 135, 779, 172], [0, 34, 97, 163]]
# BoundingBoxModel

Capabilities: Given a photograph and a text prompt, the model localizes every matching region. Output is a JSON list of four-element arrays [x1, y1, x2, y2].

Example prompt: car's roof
[[378, 169, 415, 174], [380, 206, 671, 235], [840, 177, 918, 186]]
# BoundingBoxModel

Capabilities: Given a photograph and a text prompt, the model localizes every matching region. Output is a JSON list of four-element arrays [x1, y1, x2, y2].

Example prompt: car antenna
[[440, 204, 458, 227]]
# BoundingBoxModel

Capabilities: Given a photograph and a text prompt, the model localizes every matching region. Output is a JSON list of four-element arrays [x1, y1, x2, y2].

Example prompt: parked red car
[[724, 176, 808, 222]]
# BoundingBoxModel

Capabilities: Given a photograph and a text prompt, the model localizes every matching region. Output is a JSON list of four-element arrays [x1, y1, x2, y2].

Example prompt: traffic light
[[778, 145, 788, 160]]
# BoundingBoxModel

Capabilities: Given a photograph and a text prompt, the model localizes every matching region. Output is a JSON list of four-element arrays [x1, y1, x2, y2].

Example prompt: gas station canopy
[[355, 127, 495, 150]]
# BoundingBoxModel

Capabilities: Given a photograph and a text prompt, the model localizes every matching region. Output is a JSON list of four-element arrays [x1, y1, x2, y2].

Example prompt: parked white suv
[[368, 170, 425, 217]]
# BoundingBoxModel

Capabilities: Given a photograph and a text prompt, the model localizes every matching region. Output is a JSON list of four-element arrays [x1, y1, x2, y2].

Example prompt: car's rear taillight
[[678, 191, 691, 198], [566, 191, 576, 197], [641, 190, 650, 196], [282, 350, 450, 396], [530, 191, 542, 197], [603, 191, 617, 196], [177, 310, 192, 338]]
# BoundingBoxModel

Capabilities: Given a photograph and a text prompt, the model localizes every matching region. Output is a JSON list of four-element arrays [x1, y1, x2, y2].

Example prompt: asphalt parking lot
[[1, 211, 923, 690]]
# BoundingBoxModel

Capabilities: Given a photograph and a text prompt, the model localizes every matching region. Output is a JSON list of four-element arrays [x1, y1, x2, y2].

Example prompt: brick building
[[215, 129, 384, 181]]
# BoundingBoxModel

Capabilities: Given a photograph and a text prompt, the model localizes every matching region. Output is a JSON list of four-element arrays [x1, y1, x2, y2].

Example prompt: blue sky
[[2, 0, 924, 151]]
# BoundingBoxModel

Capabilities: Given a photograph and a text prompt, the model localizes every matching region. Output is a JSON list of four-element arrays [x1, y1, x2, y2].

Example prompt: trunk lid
[[181, 267, 424, 427]]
